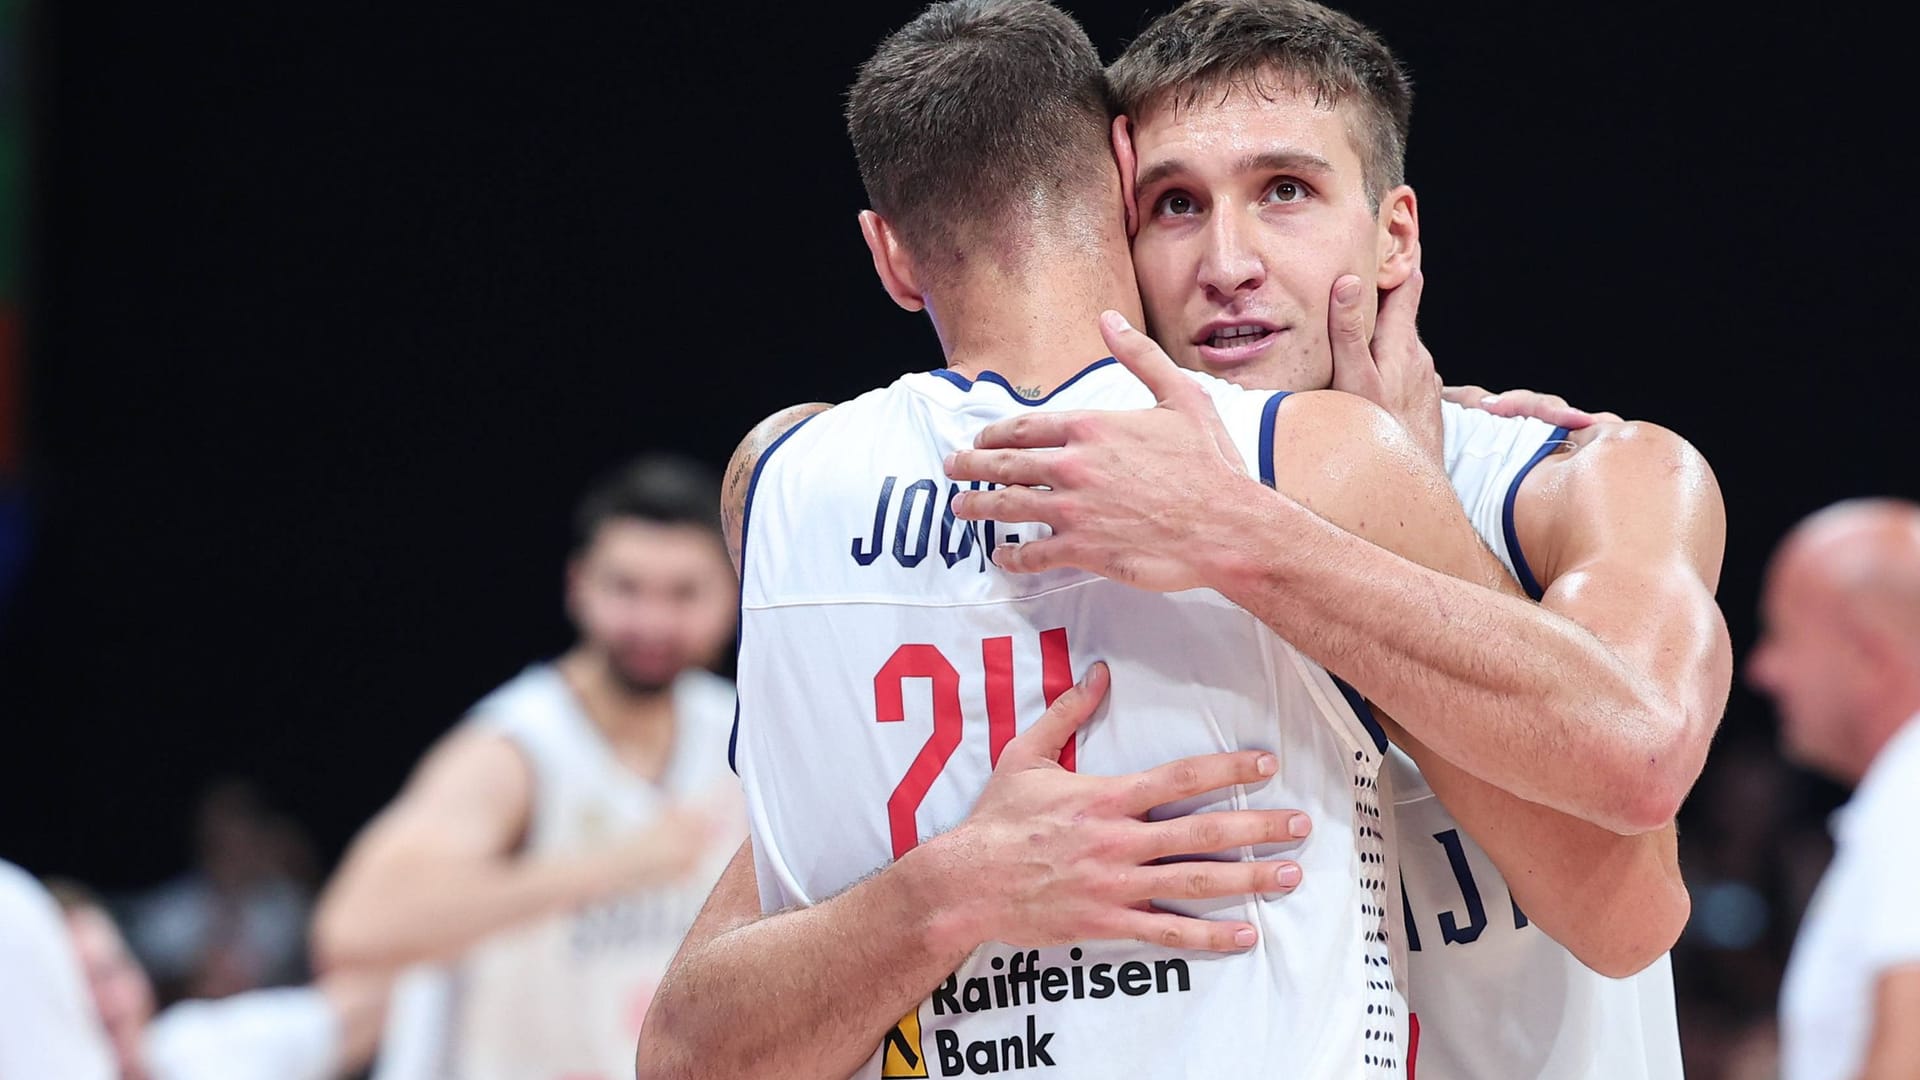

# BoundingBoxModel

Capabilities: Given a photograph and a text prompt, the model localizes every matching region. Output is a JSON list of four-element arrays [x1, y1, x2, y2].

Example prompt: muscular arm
[[1259, 393, 1690, 974], [312, 731, 690, 970], [1202, 407, 1728, 834], [1860, 966, 1920, 1079], [638, 840, 978, 1079]]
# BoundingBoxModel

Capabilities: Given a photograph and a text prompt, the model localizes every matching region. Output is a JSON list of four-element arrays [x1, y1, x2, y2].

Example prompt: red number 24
[[873, 628, 1075, 859]]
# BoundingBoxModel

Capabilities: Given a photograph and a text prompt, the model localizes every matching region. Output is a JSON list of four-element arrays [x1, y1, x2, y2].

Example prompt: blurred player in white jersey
[[51, 878, 387, 1080], [0, 859, 115, 1079], [942, 2, 1732, 1077], [1749, 499, 1920, 1080], [315, 455, 743, 1080], [639, 3, 1665, 1077]]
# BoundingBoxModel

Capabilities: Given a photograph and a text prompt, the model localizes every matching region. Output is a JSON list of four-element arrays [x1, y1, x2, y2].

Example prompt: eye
[[1152, 190, 1199, 217], [1264, 179, 1308, 204]]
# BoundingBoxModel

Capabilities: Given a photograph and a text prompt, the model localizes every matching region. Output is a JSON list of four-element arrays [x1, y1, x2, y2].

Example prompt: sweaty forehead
[[1130, 83, 1364, 180]]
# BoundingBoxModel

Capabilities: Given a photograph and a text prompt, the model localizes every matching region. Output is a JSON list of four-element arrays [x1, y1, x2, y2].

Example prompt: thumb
[[1099, 310, 1191, 406], [1327, 274, 1378, 395]]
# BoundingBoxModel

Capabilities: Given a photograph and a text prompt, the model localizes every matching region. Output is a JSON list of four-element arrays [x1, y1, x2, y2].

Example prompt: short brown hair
[[846, 0, 1113, 271], [1109, 0, 1411, 207], [571, 453, 722, 557]]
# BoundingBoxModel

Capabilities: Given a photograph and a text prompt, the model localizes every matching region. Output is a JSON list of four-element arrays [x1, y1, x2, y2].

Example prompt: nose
[[1198, 204, 1265, 302]]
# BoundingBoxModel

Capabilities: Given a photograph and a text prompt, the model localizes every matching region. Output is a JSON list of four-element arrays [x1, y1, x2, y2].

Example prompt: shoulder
[[1515, 419, 1726, 582], [1269, 389, 1433, 490], [722, 403, 834, 570], [1527, 420, 1715, 495], [387, 725, 538, 840]]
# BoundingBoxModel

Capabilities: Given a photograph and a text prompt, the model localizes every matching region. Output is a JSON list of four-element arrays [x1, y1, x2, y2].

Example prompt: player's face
[[65, 908, 155, 1069], [567, 519, 737, 696], [1128, 82, 1400, 392], [1749, 558, 1870, 779]]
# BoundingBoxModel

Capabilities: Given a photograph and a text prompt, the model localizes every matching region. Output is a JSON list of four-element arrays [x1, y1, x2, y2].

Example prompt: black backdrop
[[3, 0, 1910, 886]]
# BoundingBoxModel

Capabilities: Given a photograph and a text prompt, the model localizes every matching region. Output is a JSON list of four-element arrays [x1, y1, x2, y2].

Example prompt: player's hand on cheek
[[943, 311, 1253, 592], [930, 662, 1310, 954], [1440, 383, 1620, 429], [1328, 268, 1445, 466]]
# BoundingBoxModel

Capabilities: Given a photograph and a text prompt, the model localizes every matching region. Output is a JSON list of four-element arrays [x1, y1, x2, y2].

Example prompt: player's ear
[[859, 210, 926, 313], [1111, 115, 1140, 238], [1375, 184, 1420, 290]]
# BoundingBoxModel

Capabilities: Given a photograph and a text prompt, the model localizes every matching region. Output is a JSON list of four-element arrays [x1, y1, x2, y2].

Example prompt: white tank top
[[374, 664, 745, 1080], [734, 360, 1408, 1079], [1386, 403, 1682, 1079]]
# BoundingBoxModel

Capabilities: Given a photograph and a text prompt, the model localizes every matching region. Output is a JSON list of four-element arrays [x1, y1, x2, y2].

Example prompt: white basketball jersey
[[1385, 403, 1683, 1079], [734, 360, 1408, 1079], [374, 664, 744, 1080]]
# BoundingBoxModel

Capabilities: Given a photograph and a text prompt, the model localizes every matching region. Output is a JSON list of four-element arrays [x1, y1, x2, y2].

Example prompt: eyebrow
[[1135, 149, 1338, 195]]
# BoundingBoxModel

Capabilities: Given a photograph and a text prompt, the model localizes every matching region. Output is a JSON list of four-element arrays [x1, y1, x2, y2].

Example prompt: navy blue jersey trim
[[927, 357, 1119, 405], [729, 411, 822, 774], [1255, 391, 1292, 487], [1502, 425, 1571, 602], [1331, 674, 1389, 754]]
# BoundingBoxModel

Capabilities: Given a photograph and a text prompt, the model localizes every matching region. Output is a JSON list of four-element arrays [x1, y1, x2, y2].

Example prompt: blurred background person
[[1748, 498, 1920, 1080], [312, 454, 744, 1080], [0, 859, 115, 1078], [124, 778, 322, 1004], [49, 878, 386, 1080]]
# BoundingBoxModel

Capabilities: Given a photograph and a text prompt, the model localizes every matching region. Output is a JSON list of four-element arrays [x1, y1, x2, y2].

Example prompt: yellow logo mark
[[881, 1009, 928, 1078]]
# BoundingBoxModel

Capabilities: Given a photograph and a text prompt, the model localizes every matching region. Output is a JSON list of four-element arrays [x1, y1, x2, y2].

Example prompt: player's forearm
[[1200, 482, 1687, 833], [314, 849, 624, 970], [1494, 822, 1686, 979], [640, 842, 979, 1080], [1426, 752, 1685, 974]]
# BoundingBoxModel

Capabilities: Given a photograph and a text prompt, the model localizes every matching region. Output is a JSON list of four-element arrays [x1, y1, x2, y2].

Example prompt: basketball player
[[313, 455, 743, 1080], [1749, 499, 1920, 1080], [943, 2, 1731, 1076], [52, 879, 387, 1080], [0, 859, 115, 1078], [640, 3, 1680, 1076]]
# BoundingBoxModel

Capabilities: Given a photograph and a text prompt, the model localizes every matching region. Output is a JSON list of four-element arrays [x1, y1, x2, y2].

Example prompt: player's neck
[[934, 238, 1142, 395]]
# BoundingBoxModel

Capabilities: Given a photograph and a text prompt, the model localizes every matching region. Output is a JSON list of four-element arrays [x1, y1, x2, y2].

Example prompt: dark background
[[1, 0, 1909, 1070]]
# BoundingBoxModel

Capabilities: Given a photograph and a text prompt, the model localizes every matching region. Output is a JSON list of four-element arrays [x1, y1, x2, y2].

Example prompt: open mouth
[[1206, 325, 1277, 349], [1194, 321, 1286, 366]]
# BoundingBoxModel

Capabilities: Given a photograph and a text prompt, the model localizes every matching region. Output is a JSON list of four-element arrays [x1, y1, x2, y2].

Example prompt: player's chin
[[612, 656, 683, 696]]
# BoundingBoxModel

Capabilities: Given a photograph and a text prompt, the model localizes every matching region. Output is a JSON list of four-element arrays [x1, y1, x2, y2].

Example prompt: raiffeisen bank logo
[[881, 947, 1195, 1077]]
